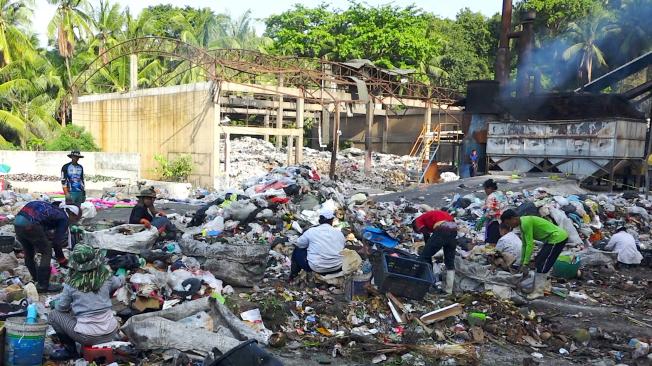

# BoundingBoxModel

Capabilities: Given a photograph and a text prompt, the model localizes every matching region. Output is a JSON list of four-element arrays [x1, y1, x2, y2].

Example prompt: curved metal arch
[[71, 37, 219, 95]]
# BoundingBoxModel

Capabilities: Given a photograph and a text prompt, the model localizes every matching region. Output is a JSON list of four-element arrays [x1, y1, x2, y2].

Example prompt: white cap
[[318, 207, 335, 220], [61, 204, 80, 217]]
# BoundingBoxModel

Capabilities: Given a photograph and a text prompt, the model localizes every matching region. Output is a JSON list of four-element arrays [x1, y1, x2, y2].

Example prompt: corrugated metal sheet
[[487, 118, 646, 177]]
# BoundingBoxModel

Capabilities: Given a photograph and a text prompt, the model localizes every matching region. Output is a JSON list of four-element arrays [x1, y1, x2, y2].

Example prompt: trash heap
[[222, 137, 420, 192], [0, 167, 650, 365]]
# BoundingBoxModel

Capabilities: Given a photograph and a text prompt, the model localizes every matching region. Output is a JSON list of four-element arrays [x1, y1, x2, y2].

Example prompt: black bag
[[207, 340, 284, 366]]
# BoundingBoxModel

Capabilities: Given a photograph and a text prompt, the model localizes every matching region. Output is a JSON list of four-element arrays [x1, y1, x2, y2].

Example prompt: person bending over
[[501, 209, 568, 299], [413, 209, 458, 294]]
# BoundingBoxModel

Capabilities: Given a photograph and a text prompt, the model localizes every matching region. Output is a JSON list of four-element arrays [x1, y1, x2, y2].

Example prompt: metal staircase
[[410, 122, 463, 183]]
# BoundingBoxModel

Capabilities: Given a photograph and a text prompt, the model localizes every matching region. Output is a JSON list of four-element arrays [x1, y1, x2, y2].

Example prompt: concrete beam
[[296, 97, 304, 163], [219, 96, 323, 112], [217, 126, 303, 137], [222, 107, 297, 117]]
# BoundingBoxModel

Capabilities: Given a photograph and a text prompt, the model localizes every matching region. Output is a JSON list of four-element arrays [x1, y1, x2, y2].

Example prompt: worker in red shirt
[[412, 209, 458, 294]]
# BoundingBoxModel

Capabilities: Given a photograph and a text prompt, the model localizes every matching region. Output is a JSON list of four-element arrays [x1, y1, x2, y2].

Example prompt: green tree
[[47, 0, 92, 88], [0, 0, 36, 67], [562, 8, 613, 84], [89, 0, 123, 64], [519, 0, 603, 38], [45, 124, 99, 151]]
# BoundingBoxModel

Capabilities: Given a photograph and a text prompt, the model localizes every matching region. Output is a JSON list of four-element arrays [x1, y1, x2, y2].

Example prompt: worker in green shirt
[[500, 209, 568, 299]]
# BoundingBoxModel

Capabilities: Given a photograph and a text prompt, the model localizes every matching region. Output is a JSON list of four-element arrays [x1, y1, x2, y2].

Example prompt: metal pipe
[[495, 0, 512, 85]]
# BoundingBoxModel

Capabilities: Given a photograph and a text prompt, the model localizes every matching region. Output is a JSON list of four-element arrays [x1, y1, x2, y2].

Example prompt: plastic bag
[[84, 224, 158, 254]]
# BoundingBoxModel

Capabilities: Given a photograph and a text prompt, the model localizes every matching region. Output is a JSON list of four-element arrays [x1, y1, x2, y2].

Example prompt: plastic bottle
[[629, 338, 650, 359], [26, 303, 38, 324]]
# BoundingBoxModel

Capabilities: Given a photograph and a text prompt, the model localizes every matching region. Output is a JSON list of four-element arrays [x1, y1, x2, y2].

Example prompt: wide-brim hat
[[137, 187, 157, 199], [68, 150, 84, 158], [69, 244, 106, 272]]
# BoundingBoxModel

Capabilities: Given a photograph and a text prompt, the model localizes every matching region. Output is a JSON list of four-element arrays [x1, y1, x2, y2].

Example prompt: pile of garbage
[[222, 137, 419, 192], [0, 163, 651, 365]]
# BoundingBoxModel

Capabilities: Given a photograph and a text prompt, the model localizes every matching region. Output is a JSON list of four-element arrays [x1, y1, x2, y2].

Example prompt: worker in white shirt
[[495, 222, 522, 266], [605, 226, 643, 267], [289, 207, 345, 282]]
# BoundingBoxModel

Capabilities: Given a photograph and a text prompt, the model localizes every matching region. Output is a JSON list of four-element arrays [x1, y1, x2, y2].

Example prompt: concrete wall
[[72, 83, 215, 187], [339, 108, 462, 158], [0, 151, 140, 179]]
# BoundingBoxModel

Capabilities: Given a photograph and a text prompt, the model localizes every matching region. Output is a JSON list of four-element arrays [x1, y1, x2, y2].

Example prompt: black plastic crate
[[641, 249, 652, 268], [372, 254, 434, 300]]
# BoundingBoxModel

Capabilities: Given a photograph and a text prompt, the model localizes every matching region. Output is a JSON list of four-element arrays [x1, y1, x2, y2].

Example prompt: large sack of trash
[[179, 238, 269, 287], [84, 224, 158, 253]]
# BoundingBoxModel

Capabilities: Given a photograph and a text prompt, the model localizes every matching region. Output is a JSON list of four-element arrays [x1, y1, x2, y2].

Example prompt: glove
[[140, 219, 152, 229], [57, 257, 69, 267], [521, 265, 530, 276], [116, 268, 127, 277]]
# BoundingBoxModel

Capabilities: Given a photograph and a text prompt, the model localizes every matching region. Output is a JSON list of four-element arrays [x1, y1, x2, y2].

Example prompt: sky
[[33, 0, 502, 46]]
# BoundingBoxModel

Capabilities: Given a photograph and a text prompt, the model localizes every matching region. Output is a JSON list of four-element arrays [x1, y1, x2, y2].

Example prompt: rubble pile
[[224, 137, 419, 192]]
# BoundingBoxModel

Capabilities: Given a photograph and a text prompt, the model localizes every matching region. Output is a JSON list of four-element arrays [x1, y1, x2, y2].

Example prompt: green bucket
[[552, 255, 580, 279], [4, 317, 48, 366]]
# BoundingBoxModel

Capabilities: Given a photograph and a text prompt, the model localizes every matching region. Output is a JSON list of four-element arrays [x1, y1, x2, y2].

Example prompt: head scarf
[[60, 204, 80, 217], [67, 244, 111, 292]]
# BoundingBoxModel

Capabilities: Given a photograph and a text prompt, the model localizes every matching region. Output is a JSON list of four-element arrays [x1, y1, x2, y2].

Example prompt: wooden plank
[[420, 303, 463, 325], [219, 126, 303, 137]]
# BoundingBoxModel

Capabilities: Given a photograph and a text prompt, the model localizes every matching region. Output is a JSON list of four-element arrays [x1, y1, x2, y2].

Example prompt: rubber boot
[[444, 270, 455, 295], [50, 333, 79, 361], [36, 266, 62, 293], [527, 272, 547, 300]]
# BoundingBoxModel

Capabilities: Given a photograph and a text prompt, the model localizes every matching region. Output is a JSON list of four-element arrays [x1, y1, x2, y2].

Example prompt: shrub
[[154, 154, 194, 182], [46, 125, 100, 152]]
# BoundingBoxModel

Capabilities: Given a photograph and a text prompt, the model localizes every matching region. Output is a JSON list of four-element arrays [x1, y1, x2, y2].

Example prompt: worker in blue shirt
[[61, 151, 86, 205], [14, 201, 81, 292]]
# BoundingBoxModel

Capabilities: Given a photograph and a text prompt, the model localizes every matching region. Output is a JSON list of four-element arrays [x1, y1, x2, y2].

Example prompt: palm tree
[[47, 0, 92, 88], [89, 0, 123, 64], [0, 0, 36, 67], [617, 0, 652, 60], [218, 11, 271, 51], [0, 56, 63, 147], [562, 9, 613, 84]]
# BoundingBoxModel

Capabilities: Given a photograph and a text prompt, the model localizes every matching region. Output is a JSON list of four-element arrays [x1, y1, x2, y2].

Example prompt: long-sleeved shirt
[[56, 275, 125, 336], [61, 162, 85, 192], [296, 224, 345, 273], [520, 216, 568, 265], [484, 191, 507, 220], [15, 201, 69, 247], [605, 231, 643, 265], [414, 210, 454, 234]]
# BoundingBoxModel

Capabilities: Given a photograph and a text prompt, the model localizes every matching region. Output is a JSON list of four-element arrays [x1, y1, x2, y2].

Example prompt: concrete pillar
[[424, 103, 432, 161], [129, 54, 138, 91], [296, 97, 304, 163], [263, 111, 270, 142], [224, 133, 231, 183], [275, 74, 284, 148], [382, 113, 389, 153], [364, 100, 374, 174], [287, 132, 293, 165], [213, 100, 221, 189], [330, 103, 340, 179]]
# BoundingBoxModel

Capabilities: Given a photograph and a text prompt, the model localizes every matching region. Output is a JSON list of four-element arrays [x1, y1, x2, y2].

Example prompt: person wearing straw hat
[[49, 244, 125, 361], [61, 150, 86, 206], [129, 187, 177, 238], [14, 201, 81, 292]]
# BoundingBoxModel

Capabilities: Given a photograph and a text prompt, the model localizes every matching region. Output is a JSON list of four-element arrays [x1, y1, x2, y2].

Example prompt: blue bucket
[[4, 317, 48, 366]]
